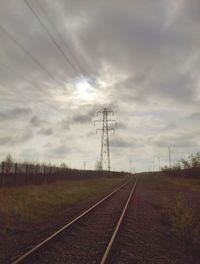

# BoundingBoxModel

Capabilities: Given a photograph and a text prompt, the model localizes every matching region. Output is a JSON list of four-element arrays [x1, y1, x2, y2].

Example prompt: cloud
[[47, 145, 71, 158], [110, 136, 141, 149], [117, 121, 127, 129], [19, 148, 40, 161], [61, 119, 71, 130], [70, 103, 118, 125], [0, 0, 199, 171], [38, 127, 53, 136], [72, 108, 95, 124], [0, 130, 32, 146], [72, 112, 93, 124], [0, 107, 31, 121], [152, 131, 200, 149], [30, 115, 49, 127], [188, 112, 200, 120]]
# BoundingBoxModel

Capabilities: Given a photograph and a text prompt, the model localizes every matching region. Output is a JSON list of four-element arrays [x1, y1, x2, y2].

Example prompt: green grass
[[0, 177, 126, 236]]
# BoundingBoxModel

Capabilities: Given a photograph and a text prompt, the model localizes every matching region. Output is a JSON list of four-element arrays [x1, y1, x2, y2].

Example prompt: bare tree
[[172, 162, 181, 170], [180, 152, 200, 169], [161, 165, 170, 171], [180, 158, 191, 169], [4, 154, 14, 174], [189, 152, 200, 168], [60, 162, 69, 169]]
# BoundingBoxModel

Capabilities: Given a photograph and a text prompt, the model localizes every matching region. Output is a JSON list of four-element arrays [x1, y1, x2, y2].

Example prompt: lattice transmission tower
[[94, 108, 117, 171]]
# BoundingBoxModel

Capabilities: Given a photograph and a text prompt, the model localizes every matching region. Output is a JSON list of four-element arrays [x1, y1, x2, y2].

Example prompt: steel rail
[[11, 179, 132, 264], [100, 176, 138, 264]]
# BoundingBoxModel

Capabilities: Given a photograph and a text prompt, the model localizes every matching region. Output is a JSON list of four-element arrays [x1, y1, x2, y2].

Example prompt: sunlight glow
[[75, 79, 95, 101]]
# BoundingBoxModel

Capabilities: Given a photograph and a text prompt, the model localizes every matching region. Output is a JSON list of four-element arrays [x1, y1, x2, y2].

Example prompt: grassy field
[[0, 177, 127, 231], [142, 173, 200, 191], [164, 176, 200, 191], [143, 173, 200, 256], [0, 176, 127, 262]]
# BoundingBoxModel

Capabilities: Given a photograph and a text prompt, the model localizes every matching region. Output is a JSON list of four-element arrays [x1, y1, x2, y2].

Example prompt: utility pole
[[94, 108, 117, 171], [168, 147, 172, 170], [129, 160, 132, 173], [149, 165, 151, 173], [83, 161, 86, 170], [157, 157, 161, 171]]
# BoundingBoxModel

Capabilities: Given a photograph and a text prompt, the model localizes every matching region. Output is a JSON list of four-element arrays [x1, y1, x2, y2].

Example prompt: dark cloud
[[188, 112, 200, 120], [149, 73, 198, 103], [0, 107, 31, 121], [72, 112, 93, 124], [0, 130, 32, 146], [38, 127, 53, 136], [30, 115, 49, 127], [48, 145, 71, 158], [110, 136, 140, 148], [71, 103, 118, 124], [110, 71, 198, 106], [152, 131, 200, 149]]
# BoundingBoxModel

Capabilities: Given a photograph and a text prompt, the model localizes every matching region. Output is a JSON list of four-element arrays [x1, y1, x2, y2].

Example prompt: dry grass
[[164, 176, 200, 192], [0, 177, 126, 232], [159, 191, 200, 255], [161, 193, 194, 241], [142, 173, 200, 255], [0, 176, 127, 263]]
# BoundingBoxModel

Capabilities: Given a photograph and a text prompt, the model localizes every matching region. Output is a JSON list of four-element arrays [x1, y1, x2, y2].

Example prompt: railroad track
[[12, 177, 138, 264]]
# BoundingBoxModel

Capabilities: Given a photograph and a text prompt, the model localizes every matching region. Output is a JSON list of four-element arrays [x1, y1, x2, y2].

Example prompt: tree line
[[161, 152, 200, 171], [1, 154, 70, 174]]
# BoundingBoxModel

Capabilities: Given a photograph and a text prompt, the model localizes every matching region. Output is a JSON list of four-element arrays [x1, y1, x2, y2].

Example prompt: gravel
[[21, 182, 134, 264], [108, 176, 200, 264]]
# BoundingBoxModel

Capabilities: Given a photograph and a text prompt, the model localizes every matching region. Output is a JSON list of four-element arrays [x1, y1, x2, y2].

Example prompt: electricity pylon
[[94, 108, 117, 171]]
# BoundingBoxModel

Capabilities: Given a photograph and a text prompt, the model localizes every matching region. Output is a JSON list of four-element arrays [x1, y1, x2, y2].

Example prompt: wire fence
[[0, 161, 126, 187]]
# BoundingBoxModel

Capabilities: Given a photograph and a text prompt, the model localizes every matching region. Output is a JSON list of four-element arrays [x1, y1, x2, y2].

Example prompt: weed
[[161, 192, 200, 254]]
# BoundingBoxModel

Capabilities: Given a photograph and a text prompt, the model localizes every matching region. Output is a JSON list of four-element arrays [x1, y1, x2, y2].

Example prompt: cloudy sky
[[0, 0, 199, 172]]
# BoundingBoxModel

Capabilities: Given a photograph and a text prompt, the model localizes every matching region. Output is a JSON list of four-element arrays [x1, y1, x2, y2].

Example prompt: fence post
[[35, 165, 37, 184], [0, 161, 4, 186], [14, 163, 17, 185], [25, 164, 28, 184]]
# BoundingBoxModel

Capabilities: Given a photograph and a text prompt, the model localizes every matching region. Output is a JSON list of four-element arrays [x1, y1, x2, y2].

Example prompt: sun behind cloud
[[75, 79, 96, 101]]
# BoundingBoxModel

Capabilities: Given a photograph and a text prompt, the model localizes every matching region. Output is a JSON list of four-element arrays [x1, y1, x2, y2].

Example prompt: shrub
[[161, 193, 200, 254], [164, 193, 194, 240]]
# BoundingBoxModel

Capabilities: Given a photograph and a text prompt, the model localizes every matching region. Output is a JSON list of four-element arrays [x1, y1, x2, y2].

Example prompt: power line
[[0, 24, 54, 80], [35, 0, 88, 78], [24, 0, 84, 79], [0, 60, 45, 93]]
